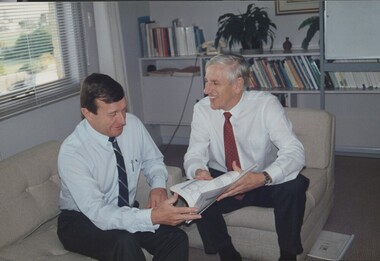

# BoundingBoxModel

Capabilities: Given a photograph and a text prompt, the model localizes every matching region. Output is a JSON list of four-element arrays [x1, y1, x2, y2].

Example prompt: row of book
[[138, 16, 205, 58], [327, 71, 380, 89], [247, 56, 321, 90]]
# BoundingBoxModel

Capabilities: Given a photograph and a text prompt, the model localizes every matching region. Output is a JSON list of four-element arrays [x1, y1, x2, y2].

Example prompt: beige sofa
[[0, 140, 182, 261], [182, 108, 336, 261]]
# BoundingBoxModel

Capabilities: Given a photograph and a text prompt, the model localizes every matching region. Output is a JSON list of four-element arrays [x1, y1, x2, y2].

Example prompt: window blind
[[0, 2, 87, 120]]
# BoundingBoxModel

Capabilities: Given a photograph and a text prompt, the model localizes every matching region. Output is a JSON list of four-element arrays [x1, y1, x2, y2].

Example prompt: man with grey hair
[[184, 54, 309, 261]]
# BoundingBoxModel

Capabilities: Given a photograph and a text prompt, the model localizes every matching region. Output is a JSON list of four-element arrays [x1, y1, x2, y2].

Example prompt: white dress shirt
[[58, 113, 167, 233], [184, 91, 305, 185]]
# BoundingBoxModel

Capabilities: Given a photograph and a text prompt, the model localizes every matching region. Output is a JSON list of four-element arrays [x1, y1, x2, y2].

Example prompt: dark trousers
[[196, 168, 310, 255], [57, 210, 189, 261]]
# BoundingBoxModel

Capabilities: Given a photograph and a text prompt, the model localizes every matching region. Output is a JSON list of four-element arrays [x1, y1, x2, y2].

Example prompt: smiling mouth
[[114, 125, 124, 131]]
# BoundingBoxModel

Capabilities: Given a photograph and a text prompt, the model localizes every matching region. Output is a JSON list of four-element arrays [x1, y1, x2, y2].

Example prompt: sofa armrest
[[136, 166, 184, 208]]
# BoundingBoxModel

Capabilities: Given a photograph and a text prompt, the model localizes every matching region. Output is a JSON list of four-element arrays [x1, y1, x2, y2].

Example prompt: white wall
[[0, 96, 81, 160]]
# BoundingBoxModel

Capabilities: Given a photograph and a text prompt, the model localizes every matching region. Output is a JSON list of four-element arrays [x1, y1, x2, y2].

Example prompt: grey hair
[[205, 53, 251, 87]]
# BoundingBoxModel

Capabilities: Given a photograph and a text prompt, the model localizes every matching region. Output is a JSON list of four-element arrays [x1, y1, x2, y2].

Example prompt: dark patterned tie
[[109, 137, 129, 207], [223, 112, 244, 200], [224, 112, 241, 171]]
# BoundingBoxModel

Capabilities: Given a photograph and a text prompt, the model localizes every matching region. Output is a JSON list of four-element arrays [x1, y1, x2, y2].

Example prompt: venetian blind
[[0, 2, 87, 120]]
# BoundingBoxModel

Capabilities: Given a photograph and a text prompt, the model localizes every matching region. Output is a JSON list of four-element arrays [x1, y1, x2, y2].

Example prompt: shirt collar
[[84, 119, 112, 148], [220, 91, 246, 118]]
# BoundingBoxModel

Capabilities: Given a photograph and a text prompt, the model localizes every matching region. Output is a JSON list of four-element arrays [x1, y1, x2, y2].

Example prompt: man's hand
[[217, 161, 266, 201], [195, 169, 213, 180], [147, 188, 168, 208], [151, 193, 202, 226]]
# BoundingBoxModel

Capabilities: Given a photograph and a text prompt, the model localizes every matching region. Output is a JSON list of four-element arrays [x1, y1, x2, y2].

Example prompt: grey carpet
[[161, 145, 380, 260]]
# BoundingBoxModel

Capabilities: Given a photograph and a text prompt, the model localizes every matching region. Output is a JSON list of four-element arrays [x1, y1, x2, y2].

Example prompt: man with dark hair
[[57, 73, 200, 261], [184, 54, 309, 261]]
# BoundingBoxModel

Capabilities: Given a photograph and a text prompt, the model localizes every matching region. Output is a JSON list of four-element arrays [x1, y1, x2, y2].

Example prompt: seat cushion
[[0, 218, 94, 261]]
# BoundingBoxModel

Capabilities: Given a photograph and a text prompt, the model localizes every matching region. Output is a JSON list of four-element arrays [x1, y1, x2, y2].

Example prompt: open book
[[170, 164, 257, 223]]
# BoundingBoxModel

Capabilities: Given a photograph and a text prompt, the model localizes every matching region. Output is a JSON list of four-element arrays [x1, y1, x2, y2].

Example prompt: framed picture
[[275, 0, 319, 15]]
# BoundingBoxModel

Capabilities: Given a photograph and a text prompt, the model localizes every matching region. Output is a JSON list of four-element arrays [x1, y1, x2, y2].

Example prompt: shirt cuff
[[132, 208, 160, 232], [264, 164, 283, 185], [150, 175, 167, 189], [184, 158, 207, 179]]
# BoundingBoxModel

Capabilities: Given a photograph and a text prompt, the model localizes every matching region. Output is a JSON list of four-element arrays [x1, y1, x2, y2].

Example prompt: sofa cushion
[[0, 218, 94, 261], [0, 141, 61, 249]]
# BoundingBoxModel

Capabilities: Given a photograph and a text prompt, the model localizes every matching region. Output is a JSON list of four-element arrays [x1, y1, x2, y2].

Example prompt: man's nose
[[204, 83, 211, 95], [116, 111, 126, 124]]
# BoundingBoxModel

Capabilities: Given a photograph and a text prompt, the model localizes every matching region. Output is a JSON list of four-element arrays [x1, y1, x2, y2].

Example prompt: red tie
[[224, 112, 240, 171], [224, 112, 244, 200]]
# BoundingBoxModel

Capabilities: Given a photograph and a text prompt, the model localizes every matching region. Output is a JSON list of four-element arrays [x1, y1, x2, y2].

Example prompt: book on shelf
[[255, 58, 272, 88], [277, 59, 293, 88], [294, 56, 316, 90], [300, 56, 319, 90], [185, 26, 197, 56], [246, 58, 261, 89], [269, 59, 286, 88], [306, 57, 321, 87], [308, 230, 354, 261], [137, 16, 151, 57], [283, 58, 301, 88], [343, 72, 356, 88], [286, 57, 305, 89], [252, 62, 265, 88], [323, 71, 335, 89], [172, 66, 200, 76], [145, 21, 158, 57], [264, 59, 280, 88], [175, 26, 188, 56], [170, 164, 257, 224], [259, 58, 277, 88], [294, 56, 312, 89]]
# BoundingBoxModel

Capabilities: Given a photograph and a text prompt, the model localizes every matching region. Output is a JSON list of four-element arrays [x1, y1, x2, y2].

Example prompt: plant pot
[[240, 48, 263, 55]]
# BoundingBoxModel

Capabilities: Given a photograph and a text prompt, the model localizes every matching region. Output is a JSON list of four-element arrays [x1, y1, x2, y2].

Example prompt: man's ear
[[81, 108, 91, 120], [234, 76, 245, 93]]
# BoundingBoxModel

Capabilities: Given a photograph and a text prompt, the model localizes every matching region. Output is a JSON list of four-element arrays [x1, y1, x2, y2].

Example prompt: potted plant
[[214, 3, 277, 54], [298, 16, 319, 50]]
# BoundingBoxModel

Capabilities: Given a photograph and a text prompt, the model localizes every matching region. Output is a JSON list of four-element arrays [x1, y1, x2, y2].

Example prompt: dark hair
[[80, 73, 125, 114], [206, 53, 251, 87]]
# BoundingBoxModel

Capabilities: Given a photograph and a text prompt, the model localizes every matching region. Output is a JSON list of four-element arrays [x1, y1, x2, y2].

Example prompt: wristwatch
[[263, 171, 272, 185]]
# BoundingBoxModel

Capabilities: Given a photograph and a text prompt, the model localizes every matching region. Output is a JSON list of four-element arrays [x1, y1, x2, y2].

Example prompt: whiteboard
[[325, 1, 380, 59]]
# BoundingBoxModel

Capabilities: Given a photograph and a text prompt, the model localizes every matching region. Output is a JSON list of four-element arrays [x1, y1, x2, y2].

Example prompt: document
[[308, 230, 354, 260], [170, 164, 257, 223]]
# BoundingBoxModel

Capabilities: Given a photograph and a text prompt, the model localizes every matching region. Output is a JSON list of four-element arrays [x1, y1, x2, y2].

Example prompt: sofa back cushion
[[0, 141, 61, 249], [285, 108, 335, 169]]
